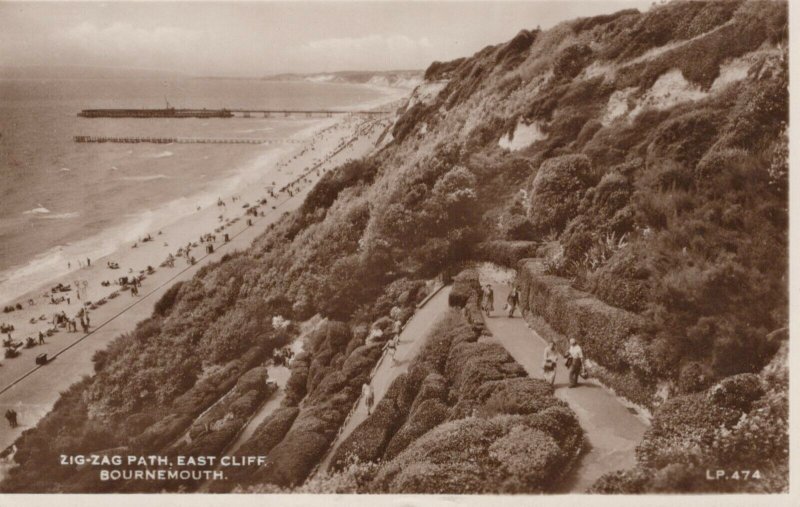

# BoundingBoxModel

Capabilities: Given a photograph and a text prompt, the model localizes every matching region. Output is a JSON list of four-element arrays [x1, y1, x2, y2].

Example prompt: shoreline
[[0, 84, 407, 310], [0, 85, 407, 457]]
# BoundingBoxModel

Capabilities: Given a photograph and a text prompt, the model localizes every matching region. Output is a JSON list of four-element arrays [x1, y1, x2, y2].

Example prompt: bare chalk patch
[[602, 87, 637, 126], [499, 119, 547, 151], [629, 69, 707, 118]]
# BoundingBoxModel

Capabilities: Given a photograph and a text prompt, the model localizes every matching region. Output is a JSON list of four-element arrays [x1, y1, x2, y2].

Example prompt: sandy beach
[[0, 86, 408, 454]]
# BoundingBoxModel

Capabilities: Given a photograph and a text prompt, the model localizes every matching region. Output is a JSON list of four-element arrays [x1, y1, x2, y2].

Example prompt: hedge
[[208, 406, 301, 492], [131, 346, 266, 451], [330, 374, 413, 470], [370, 410, 581, 494], [516, 258, 658, 406], [474, 240, 540, 269]]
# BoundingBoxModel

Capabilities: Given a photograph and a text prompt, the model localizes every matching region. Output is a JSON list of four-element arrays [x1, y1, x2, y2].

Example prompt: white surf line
[[0, 117, 380, 396], [0, 177, 304, 397]]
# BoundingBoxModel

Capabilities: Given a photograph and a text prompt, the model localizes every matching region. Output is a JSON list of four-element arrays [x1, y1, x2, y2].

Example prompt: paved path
[[316, 285, 452, 475], [482, 282, 648, 493]]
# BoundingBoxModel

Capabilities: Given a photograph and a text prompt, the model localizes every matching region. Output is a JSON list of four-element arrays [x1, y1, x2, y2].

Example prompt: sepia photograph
[[0, 0, 792, 501]]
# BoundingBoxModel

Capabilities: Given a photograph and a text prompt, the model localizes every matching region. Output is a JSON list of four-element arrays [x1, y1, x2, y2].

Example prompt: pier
[[72, 136, 297, 145], [77, 108, 392, 119], [228, 109, 390, 118]]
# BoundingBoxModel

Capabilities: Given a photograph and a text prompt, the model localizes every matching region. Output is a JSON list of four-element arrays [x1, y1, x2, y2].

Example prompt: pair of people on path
[[481, 284, 520, 318], [541, 338, 586, 388], [4, 409, 18, 428]]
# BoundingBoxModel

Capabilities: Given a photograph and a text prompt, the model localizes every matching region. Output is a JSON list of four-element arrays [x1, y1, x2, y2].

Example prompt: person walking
[[542, 342, 558, 386], [38, 331, 45, 345], [565, 338, 584, 388], [507, 287, 520, 318], [482, 284, 494, 317], [385, 333, 400, 363], [362, 383, 375, 416]]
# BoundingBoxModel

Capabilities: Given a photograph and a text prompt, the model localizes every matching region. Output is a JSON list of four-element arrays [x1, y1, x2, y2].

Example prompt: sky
[[0, 1, 654, 77]]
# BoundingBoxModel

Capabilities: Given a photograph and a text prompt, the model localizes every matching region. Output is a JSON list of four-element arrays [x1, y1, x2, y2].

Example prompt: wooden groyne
[[73, 136, 294, 145]]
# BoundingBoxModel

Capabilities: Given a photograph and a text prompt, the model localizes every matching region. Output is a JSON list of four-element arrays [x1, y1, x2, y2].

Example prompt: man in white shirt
[[565, 338, 584, 388]]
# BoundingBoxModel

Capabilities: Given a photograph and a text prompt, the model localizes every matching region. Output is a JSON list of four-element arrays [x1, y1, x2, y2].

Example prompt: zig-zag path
[[314, 274, 647, 492], [482, 280, 649, 492], [315, 285, 452, 476]]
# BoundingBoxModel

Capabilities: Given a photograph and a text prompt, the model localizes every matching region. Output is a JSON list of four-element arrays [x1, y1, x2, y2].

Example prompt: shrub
[[707, 373, 764, 412], [383, 399, 449, 460], [529, 154, 595, 234], [154, 281, 184, 317], [505, 214, 537, 241], [473, 241, 539, 269], [371, 413, 578, 494], [445, 342, 527, 405], [677, 361, 714, 394], [250, 429, 331, 487], [552, 44, 593, 80], [517, 259, 646, 375], [448, 269, 481, 308], [477, 377, 563, 417], [636, 392, 743, 469]]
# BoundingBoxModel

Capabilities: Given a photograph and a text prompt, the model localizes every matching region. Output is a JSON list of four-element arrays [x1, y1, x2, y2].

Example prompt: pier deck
[[77, 108, 391, 119], [73, 136, 299, 145]]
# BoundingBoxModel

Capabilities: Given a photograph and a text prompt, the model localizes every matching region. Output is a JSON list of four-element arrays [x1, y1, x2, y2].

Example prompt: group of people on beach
[[1, 116, 377, 379], [67, 258, 91, 271]]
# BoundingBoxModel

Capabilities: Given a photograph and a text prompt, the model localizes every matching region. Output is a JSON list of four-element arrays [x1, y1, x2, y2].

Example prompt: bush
[[371, 413, 579, 494], [476, 377, 563, 417], [445, 342, 527, 405], [529, 154, 595, 234], [707, 373, 764, 412], [154, 281, 184, 317], [677, 361, 714, 394], [448, 269, 481, 308], [636, 392, 743, 469], [474, 240, 539, 268], [383, 399, 449, 460], [552, 44, 593, 80]]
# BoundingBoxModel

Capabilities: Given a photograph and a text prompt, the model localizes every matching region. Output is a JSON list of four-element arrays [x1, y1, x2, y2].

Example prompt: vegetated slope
[[305, 270, 582, 494], [1, 0, 787, 493]]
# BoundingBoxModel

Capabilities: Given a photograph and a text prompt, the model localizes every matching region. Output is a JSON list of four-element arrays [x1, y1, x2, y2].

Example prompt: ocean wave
[[22, 206, 50, 215], [59, 167, 70, 172], [150, 151, 173, 159], [122, 174, 170, 182], [236, 127, 274, 134], [39, 212, 80, 220]]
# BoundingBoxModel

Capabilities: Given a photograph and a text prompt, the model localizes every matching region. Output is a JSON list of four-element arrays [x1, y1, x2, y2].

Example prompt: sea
[[0, 76, 387, 303]]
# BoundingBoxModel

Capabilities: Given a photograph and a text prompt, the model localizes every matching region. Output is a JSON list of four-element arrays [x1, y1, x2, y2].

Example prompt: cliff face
[[2, 0, 788, 494]]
